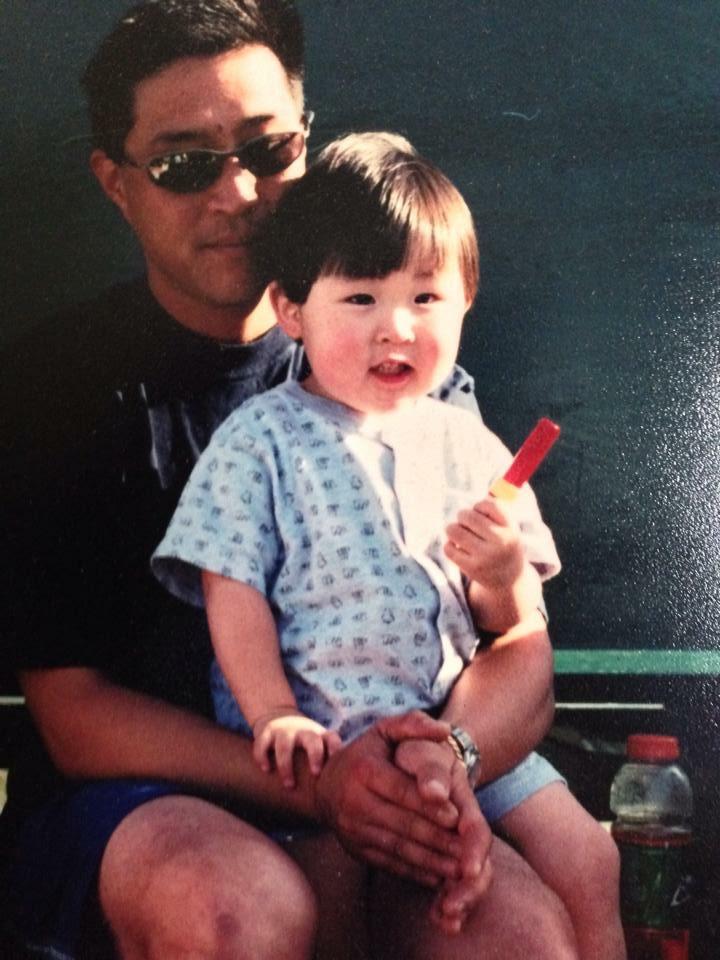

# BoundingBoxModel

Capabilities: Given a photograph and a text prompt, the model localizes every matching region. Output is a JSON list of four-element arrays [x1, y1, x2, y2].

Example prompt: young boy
[[153, 132, 625, 958]]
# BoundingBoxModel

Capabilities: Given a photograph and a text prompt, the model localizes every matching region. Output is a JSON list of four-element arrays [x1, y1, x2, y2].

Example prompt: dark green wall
[[2, 1, 718, 654]]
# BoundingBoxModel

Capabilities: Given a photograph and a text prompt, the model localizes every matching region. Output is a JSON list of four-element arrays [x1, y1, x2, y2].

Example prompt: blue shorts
[[475, 750, 564, 824], [1, 752, 562, 959]]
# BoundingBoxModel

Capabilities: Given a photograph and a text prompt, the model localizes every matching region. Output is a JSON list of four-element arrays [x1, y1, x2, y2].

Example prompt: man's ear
[[269, 282, 304, 340], [89, 149, 131, 220]]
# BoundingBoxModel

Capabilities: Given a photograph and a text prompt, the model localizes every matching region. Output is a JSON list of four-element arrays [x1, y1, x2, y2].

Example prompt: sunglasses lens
[[149, 153, 223, 194], [145, 130, 306, 193], [241, 131, 305, 177]]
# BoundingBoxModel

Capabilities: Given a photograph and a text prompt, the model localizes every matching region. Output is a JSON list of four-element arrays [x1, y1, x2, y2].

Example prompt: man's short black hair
[[82, 0, 304, 162]]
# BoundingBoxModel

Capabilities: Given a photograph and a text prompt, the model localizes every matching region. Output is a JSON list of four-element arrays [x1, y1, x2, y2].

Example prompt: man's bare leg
[[98, 796, 317, 960], [369, 836, 579, 960], [285, 831, 371, 960]]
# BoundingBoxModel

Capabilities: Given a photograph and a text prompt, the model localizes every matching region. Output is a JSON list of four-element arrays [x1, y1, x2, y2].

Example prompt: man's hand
[[394, 738, 493, 934], [313, 711, 465, 887], [252, 709, 342, 787]]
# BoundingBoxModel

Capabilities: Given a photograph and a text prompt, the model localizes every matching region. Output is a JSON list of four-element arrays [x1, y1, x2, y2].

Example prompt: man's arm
[[20, 667, 301, 808], [20, 668, 466, 885], [439, 610, 555, 783]]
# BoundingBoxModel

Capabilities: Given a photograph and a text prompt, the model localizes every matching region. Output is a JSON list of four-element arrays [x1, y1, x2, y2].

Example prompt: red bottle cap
[[626, 734, 680, 762]]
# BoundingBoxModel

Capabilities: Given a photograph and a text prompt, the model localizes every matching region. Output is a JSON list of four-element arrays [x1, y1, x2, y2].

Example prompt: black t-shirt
[[0, 278, 304, 823]]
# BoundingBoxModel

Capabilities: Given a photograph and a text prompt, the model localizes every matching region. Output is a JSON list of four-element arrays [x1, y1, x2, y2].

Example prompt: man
[[1, 2, 577, 958]]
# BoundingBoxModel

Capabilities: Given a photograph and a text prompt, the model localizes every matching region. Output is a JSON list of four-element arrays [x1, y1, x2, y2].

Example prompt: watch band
[[447, 726, 482, 784]]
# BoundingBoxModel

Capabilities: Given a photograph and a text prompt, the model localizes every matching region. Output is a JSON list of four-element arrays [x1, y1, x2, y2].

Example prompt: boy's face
[[274, 257, 471, 414]]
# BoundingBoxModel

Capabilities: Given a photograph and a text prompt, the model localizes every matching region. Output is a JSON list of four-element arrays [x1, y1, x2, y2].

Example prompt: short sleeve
[[152, 419, 282, 607], [430, 363, 480, 414]]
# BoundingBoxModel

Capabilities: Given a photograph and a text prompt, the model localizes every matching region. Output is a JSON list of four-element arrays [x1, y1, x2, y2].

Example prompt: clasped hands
[[313, 710, 493, 935]]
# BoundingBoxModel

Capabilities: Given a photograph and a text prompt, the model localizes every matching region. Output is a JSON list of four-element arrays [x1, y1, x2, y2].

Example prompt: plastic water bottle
[[610, 734, 693, 960]]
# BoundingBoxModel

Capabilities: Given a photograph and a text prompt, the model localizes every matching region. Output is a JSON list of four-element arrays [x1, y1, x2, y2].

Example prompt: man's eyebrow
[[147, 115, 276, 151]]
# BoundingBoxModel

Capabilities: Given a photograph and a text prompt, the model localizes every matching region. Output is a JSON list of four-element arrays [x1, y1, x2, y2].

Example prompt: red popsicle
[[490, 417, 560, 500]]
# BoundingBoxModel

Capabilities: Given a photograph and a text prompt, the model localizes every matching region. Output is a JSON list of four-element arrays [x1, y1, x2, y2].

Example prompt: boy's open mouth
[[370, 361, 412, 376]]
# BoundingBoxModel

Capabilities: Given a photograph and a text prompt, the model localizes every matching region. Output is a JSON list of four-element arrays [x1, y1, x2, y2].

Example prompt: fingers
[[314, 717, 468, 886], [351, 813, 462, 884], [253, 715, 340, 787], [376, 709, 451, 746], [432, 847, 494, 933], [273, 731, 298, 787], [252, 728, 274, 773], [446, 507, 513, 551], [394, 739, 453, 805], [445, 497, 525, 586], [364, 753, 459, 830], [324, 730, 343, 757], [428, 786, 494, 934]]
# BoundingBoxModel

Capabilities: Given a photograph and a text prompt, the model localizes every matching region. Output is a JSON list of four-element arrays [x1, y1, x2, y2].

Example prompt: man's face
[[94, 45, 306, 325]]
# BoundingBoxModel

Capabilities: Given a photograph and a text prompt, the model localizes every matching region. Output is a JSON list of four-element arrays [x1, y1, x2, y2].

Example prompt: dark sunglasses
[[123, 112, 313, 194]]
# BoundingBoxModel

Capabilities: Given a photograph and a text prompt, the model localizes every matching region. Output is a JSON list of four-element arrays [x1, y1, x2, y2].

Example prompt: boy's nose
[[378, 307, 416, 343]]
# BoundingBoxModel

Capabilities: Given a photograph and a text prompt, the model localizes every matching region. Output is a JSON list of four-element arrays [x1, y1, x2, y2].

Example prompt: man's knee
[[99, 796, 317, 959]]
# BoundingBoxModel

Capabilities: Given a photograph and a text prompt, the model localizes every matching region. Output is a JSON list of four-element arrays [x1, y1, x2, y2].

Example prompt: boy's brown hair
[[264, 131, 479, 304]]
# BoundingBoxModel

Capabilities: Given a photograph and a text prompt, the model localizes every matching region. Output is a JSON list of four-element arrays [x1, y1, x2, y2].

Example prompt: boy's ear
[[269, 282, 304, 340]]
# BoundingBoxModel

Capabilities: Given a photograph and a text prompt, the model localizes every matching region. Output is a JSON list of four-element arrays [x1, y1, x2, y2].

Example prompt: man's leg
[[369, 836, 579, 960], [285, 831, 371, 960], [99, 796, 317, 960]]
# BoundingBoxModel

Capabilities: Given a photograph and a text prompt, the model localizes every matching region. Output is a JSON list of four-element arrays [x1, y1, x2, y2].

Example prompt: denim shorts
[[475, 750, 564, 823], [1, 752, 562, 959]]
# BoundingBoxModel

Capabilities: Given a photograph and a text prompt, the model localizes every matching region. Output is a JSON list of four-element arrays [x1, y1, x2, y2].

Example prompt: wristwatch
[[447, 726, 482, 785]]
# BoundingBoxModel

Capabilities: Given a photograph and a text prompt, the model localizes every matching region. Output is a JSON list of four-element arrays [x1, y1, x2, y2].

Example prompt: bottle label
[[614, 834, 692, 929]]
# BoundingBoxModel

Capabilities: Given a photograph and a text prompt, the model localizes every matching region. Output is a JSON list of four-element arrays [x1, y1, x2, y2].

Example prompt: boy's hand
[[444, 495, 524, 589], [253, 710, 342, 788], [394, 738, 493, 934]]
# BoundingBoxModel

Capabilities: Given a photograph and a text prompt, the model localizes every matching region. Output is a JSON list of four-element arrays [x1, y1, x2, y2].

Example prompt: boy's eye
[[415, 292, 438, 304], [346, 293, 375, 305]]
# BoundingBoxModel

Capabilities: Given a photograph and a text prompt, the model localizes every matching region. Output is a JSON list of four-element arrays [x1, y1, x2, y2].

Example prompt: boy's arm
[[203, 570, 297, 728], [202, 570, 341, 785], [445, 495, 544, 633]]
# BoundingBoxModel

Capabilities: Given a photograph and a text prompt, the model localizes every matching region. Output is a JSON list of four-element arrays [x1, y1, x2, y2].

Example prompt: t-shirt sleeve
[[3, 316, 116, 669], [152, 416, 282, 607], [431, 363, 480, 414]]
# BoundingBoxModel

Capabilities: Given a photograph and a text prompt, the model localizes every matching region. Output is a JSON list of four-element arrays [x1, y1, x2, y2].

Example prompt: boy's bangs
[[321, 188, 462, 283], [266, 131, 479, 302]]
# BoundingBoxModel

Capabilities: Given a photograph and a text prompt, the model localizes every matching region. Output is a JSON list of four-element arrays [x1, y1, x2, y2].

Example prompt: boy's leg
[[99, 795, 317, 960], [497, 782, 626, 960], [368, 835, 579, 960], [284, 830, 371, 960]]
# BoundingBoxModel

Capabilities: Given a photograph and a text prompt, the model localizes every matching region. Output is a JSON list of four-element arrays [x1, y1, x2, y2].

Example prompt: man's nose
[[207, 158, 259, 210], [378, 307, 416, 342]]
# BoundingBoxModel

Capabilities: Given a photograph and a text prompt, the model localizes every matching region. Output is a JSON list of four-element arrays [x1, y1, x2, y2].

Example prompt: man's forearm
[[20, 667, 318, 820], [439, 611, 555, 783]]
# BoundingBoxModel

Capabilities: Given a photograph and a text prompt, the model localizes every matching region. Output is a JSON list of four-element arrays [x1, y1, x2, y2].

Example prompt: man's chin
[[202, 271, 267, 310]]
